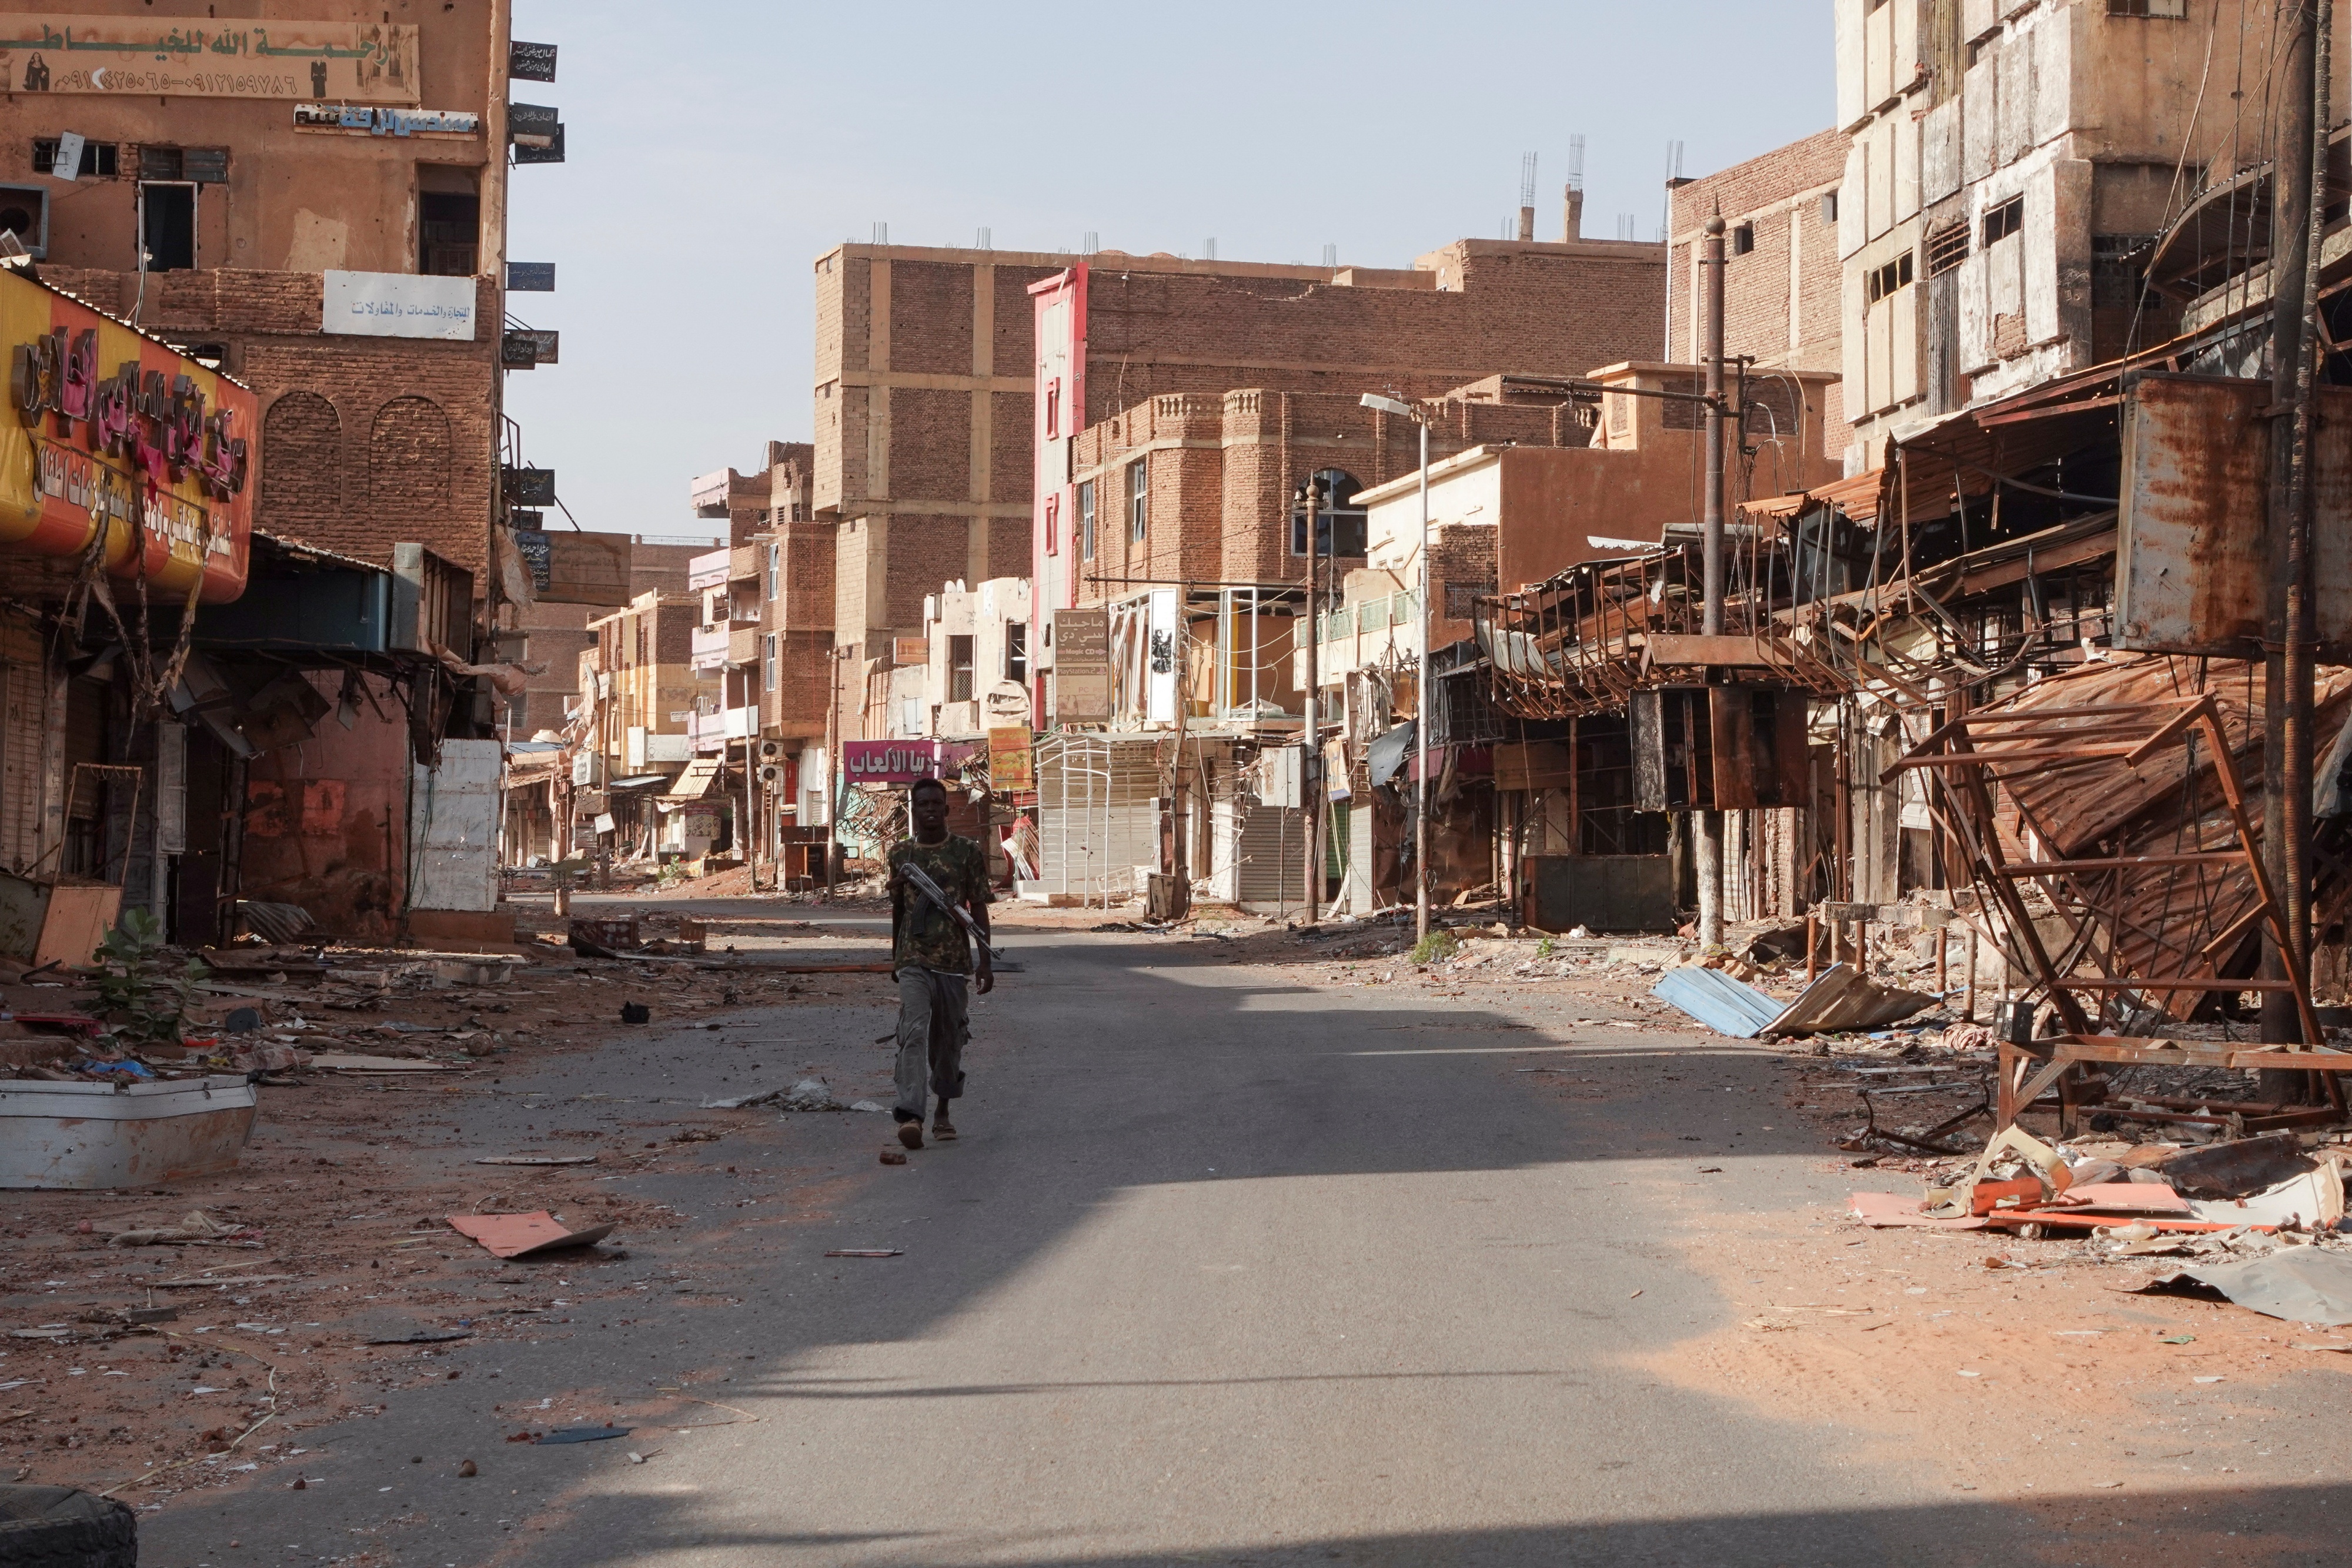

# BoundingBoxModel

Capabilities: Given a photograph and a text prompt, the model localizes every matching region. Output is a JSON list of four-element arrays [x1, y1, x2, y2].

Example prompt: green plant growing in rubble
[[1535, 936, 1557, 959], [89, 907, 209, 1045], [1409, 928, 1461, 965]]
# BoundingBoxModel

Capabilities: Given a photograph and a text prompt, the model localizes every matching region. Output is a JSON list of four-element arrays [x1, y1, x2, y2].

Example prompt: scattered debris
[[0, 1075, 258, 1189], [823, 1249, 903, 1258], [532, 1426, 631, 1446], [362, 1329, 470, 1346], [106, 1211, 253, 1248], [619, 1004, 650, 1025], [445, 1212, 616, 1260], [1652, 961, 1932, 1039], [472, 1155, 597, 1168]]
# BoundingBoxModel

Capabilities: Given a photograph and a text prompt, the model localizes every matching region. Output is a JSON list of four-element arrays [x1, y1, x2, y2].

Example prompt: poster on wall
[[987, 728, 1034, 793], [0, 18, 421, 101]]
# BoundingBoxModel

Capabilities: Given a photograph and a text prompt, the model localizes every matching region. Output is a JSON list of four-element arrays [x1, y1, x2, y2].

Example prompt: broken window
[[1129, 459, 1148, 545], [1864, 249, 1913, 305], [948, 636, 975, 703], [764, 634, 779, 696], [1982, 195, 2024, 247], [1007, 622, 1028, 686], [766, 543, 781, 601], [1731, 223, 1755, 256], [2107, 0, 2186, 15], [1079, 480, 1097, 560], [138, 182, 195, 271], [0, 185, 46, 258], [1925, 220, 1970, 277], [32, 138, 115, 178], [420, 188, 479, 276]]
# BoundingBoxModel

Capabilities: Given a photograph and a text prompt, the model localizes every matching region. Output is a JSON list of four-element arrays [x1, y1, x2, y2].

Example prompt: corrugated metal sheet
[[1653, 967, 1784, 1038], [409, 738, 501, 912]]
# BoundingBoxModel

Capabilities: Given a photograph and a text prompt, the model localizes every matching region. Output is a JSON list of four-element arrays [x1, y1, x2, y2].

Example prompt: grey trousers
[[894, 967, 969, 1121]]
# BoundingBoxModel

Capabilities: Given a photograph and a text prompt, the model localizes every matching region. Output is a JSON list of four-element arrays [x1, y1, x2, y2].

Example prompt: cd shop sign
[[3, 269, 253, 601]]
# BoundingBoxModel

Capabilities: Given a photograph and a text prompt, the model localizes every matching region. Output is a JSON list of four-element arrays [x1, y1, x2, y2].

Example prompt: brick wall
[[1666, 129, 1852, 459], [1065, 386, 1570, 607], [45, 267, 502, 590]]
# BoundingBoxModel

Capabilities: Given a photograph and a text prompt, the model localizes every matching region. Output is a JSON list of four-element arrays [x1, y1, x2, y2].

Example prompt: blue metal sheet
[[1653, 966, 1784, 1039]]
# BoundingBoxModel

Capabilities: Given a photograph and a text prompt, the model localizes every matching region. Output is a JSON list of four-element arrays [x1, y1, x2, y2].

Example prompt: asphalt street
[[142, 910, 2352, 1566]]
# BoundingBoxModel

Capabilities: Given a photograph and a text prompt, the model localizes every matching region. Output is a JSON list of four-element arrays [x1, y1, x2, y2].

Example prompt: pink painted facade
[[1028, 265, 1087, 720]]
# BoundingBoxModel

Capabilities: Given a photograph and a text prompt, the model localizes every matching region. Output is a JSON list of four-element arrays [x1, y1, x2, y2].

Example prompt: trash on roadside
[[533, 1426, 632, 1445], [364, 1328, 470, 1346], [2132, 1248, 2352, 1326], [878, 1149, 907, 1165], [445, 1211, 616, 1260], [2158, 1134, 2318, 1200], [823, 1248, 903, 1258], [1, 1075, 258, 1190], [1652, 962, 1932, 1039], [619, 1004, 651, 1025], [472, 1154, 597, 1167], [107, 1211, 255, 1248]]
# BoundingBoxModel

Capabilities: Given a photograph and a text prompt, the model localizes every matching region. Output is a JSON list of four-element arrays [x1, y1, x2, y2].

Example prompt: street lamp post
[[1361, 392, 1431, 944]]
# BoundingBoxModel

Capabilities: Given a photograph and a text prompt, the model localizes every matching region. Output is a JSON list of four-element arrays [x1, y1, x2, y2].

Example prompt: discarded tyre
[[0, 1485, 138, 1567]]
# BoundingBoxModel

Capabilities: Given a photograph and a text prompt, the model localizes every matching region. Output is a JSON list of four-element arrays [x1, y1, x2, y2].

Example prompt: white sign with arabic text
[[321, 269, 476, 340]]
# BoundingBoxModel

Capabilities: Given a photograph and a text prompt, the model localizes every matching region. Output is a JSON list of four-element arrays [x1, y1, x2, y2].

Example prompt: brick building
[[806, 233, 1666, 747], [1666, 128, 1852, 458], [9, 0, 525, 599], [511, 538, 705, 737]]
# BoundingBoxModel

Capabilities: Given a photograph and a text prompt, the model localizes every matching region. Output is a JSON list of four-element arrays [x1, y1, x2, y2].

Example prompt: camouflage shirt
[[889, 833, 992, 974]]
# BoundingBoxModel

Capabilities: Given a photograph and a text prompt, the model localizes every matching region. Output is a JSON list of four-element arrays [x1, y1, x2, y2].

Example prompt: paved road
[[146, 912, 2346, 1566]]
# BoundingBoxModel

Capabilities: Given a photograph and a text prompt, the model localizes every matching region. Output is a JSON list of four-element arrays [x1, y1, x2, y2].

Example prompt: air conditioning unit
[[757, 738, 784, 761], [759, 764, 784, 785]]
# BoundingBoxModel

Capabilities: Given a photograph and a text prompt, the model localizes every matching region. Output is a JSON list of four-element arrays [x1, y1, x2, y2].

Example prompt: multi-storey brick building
[[807, 233, 1667, 745], [1667, 128, 1852, 459]]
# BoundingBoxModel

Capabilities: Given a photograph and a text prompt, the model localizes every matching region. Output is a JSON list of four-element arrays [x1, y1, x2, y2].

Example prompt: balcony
[[690, 624, 730, 671], [689, 706, 757, 754], [687, 547, 731, 593]]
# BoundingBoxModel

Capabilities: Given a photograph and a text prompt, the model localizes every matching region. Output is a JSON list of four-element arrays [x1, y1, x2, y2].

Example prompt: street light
[[1360, 392, 1432, 945]]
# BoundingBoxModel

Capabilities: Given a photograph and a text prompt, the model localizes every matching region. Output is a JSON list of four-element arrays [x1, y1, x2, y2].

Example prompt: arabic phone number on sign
[[63, 69, 296, 95]]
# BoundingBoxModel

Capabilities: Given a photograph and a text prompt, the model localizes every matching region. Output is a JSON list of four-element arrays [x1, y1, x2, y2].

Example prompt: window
[[1820, 190, 1839, 225], [1982, 195, 2025, 247], [138, 182, 195, 271], [1044, 379, 1061, 439], [32, 138, 116, 178], [1128, 459, 1148, 544], [1290, 469, 1368, 558], [766, 543, 781, 601], [1730, 223, 1755, 256], [1925, 221, 1970, 277], [1864, 250, 1913, 305], [0, 185, 47, 259], [764, 633, 779, 697], [1079, 480, 1097, 560], [420, 189, 479, 276], [1044, 494, 1059, 556], [2107, 0, 2186, 15], [948, 635, 975, 703], [1007, 622, 1028, 685]]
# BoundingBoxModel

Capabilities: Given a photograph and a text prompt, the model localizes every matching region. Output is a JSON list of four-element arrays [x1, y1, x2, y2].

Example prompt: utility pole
[[1300, 476, 1321, 928], [823, 645, 841, 902], [2261, 0, 2327, 1059], [1414, 415, 1432, 945], [1697, 210, 1727, 951]]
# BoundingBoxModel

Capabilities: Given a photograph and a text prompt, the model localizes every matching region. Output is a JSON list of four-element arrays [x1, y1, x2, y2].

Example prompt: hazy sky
[[501, 1, 1836, 541]]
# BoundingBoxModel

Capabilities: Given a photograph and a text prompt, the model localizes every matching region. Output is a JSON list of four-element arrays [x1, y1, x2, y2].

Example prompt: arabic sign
[[508, 40, 557, 83], [987, 728, 1034, 793], [506, 262, 556, 293], [843, 740, 943, 785], [1053, 607, 1109, 721], [293, 103, 477, 137], [0, 267, 253, 603], [0, 18, 419, 102], [322, 270, 476, 342]]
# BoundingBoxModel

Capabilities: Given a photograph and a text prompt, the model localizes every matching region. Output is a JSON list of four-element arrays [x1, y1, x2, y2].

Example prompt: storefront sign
[[0, 18, 420, 102], [1, 268, 252, 601], [322, 270, 476, 341], [293, 103, 476, 136], [1053, 607, 1108, 721], [842, 739, 941, 785], [987, 728, 1034, 793]]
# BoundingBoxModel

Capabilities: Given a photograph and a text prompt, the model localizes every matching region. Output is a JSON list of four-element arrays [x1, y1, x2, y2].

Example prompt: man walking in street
[[887, 774, 994, 1151]]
